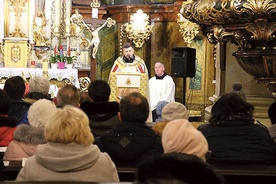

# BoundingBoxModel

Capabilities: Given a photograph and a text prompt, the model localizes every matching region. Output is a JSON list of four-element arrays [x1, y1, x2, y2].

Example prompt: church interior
[[0, 0, 275, 126]]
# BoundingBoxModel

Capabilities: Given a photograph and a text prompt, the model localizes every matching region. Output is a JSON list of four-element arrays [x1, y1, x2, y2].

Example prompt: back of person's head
[[29, 76, 50, 94], [229, 82, 247, 101], [56, 84, 80, 107], [162, 119, 208, 161], [162, 102, 189, 122], [155, 101, 169, 122], [268, 101, 276, 125], [79, 91, 92, 104], [4, 76, 25, 100], [209, 93, 254, 125], [135, 152, 224, 184], [28, 99, 57, 128], [119, 92, 149, 123], [44, 105, 94, 146], [0, 89, 9, 114], [88, 80, 110, 102]]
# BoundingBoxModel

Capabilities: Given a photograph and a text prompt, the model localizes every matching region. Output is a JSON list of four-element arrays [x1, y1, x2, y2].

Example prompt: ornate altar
[[0, 68, 80, 96]]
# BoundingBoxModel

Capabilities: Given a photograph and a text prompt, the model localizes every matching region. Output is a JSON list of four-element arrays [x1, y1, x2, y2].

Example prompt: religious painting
[[185, 35, 215, 112], [189, 36, 203, 90]]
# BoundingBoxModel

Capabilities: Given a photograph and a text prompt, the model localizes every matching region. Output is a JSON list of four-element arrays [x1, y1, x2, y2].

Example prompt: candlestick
[[55, 0, 61, 28], [42, 60, 48, 77], [66, 0, 71, 20]]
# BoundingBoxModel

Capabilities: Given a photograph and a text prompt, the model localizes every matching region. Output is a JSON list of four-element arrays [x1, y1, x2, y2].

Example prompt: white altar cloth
[[0, 68, 80, 88]]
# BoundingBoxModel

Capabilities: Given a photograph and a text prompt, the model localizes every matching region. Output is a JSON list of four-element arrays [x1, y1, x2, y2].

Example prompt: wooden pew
[[211, 164, 276, 184], [2, 160, 22, 180], [117, 164, 276, 183], [116, 167, 136, 182], [1, 160, 137, 182], [4, 159, 276, 183]]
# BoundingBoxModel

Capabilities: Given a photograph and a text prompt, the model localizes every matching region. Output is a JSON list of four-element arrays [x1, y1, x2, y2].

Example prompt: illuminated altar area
[[0, 0, 98, 87], [0, 0, 92, 68]]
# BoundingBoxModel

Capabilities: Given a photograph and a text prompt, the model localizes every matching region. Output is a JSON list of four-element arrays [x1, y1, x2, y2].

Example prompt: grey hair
[[29, 76, 50, 94]]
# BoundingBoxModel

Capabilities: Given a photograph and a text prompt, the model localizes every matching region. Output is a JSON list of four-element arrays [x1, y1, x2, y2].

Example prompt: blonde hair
[[44, 106, 94, 146]]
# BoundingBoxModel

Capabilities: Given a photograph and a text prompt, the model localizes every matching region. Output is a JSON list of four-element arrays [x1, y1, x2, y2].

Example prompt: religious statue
[[32, 11, 49, 46], [91, 18, 116, 58], [70, 9, 91, 68]]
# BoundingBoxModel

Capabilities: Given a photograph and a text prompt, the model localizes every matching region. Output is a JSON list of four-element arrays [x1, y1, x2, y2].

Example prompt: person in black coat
[[198, 93, 276, 164], [4, 76, 31, 125], [80, 80, 120, 136], [94, 92, 163, 167]]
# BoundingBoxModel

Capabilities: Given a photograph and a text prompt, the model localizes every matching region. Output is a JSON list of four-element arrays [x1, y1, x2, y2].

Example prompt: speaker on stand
[[171, 47, 196, 105]]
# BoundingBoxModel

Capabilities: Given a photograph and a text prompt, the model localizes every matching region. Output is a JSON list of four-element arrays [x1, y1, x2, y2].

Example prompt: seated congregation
[[1, 76, 276, 183]]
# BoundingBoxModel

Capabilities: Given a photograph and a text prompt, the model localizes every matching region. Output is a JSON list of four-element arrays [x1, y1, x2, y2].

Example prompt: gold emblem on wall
[[125, 78, 131, 85], [11, 45, 21, 62]]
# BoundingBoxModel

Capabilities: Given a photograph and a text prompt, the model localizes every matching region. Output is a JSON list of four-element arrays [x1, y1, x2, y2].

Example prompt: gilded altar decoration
[[125, 78, 131, 85], [180, 0, 276, 95], [11, 45, 20, 62], [3, 38, 29, 68], [121, 9, 153, 48], [177, 13, 200, 44], [91, 0, 100, 8], [9, 0, 28, 38], [32, 11, 49, 46]]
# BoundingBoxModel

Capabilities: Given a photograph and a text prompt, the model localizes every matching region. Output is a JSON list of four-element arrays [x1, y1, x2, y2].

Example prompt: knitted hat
[[162, 119, 209, 161], [28, 99, 57, 128], [155, 101, 169, 122], [162, 102, 189, 122], [230, 82, 247, 101]]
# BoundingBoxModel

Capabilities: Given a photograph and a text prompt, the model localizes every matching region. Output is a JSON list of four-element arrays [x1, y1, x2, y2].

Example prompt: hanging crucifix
[[83, 0, 116, 81]]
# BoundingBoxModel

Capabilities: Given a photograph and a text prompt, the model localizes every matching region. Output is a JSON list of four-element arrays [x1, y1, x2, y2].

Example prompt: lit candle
[[67, 37, 70, 56], [42, 60, 48, 73]]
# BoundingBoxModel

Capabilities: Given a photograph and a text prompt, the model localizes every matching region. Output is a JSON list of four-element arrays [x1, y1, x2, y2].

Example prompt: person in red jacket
[[0, 89, 17, 147]]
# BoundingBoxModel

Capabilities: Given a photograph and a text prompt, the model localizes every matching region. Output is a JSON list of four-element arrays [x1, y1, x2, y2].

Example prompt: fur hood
[[13, 124, 46, 144]]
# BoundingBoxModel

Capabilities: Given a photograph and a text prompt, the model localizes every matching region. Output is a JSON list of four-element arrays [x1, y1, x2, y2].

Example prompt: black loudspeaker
[[171, 47, 196, 78]]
